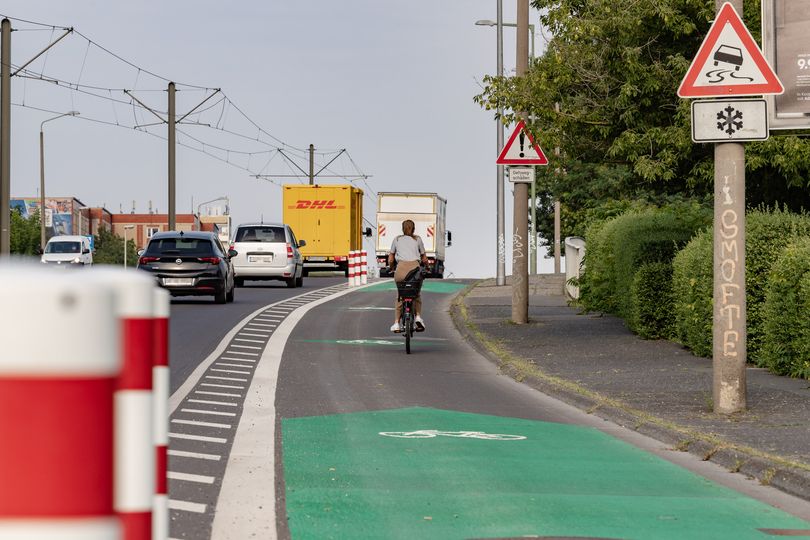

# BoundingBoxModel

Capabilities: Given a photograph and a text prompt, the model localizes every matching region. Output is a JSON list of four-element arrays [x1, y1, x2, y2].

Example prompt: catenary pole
[[309, 144, 315, 185], [496, 0, 506, 286], [713, 0, 746, 414], [39, 130, 45, 250], [168, 82, 176, 230], [0, 19, 10, 256], [512, 0, 529, 323]]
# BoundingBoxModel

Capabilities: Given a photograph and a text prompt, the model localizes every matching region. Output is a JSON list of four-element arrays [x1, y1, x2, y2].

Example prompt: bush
[[629, 262, 674, 339], [761, 238, 810, 378], [672, 229, 713, 356], [579, 202, 710, 331], [670, 208, 810, 363]]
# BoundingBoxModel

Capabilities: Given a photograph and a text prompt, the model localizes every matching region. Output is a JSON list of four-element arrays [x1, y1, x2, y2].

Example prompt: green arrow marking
[[282, 407, 809, 539]]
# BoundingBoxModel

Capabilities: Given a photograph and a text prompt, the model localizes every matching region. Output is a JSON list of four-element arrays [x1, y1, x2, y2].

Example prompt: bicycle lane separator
[[209, 281, 380, 540]]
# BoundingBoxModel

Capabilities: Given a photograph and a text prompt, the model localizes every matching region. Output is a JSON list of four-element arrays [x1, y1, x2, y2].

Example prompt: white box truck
[[376, 192, 450, 278]]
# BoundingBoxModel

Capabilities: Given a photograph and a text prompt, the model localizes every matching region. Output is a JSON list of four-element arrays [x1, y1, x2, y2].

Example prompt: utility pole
[[530, 172, 536, 274], [168, 82, 176, 230], [554, 200, 561, 273], [309, 144, 315, 185], [0, 19, 10, 256], [712, 0, 747, 414], [496, 0, 506, 286], [512, 0, 529, 323]]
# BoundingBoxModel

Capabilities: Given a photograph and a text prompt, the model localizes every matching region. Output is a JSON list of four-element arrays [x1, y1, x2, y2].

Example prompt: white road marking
[[205, 375, 248, 382], [169, 432, 227, 444], [188, 399, 237, 407], [220, 357, 256, 363], [168, 449, 222, 461], [168, 499, 207, 513], [168, 471, 215, 484], [172, 419, 232, 429], [216, 363, 255, 369], [200, 383, 244, 390], [181, 408, 237, 417], [234, 338, 265, 344], [212, 280, 378, 540], [196, 390, 242, 398], [239, 332, 269, 338], [225, 350, 260, 357], [246, 322, 275, 329], [230, 344, 262, 350], [211, 368, 252, 375]]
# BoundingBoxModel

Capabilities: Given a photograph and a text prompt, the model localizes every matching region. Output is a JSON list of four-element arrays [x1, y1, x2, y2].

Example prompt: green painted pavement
[[360, 281, 467, 294], [282, 407, 809, 540]]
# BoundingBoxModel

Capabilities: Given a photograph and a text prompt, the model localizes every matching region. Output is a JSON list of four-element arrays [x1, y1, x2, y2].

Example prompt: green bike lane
[[275, 281, 810, 539]]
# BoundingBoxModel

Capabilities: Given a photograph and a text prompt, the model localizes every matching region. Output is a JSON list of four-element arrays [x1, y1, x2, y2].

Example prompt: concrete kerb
[[448, 280, 810, 503]]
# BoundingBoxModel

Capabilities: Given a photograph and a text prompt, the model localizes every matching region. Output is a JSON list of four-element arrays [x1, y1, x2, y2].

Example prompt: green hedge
[[761, 238, 810, 379], [579, 203, 710, 340], [671, 208, 810, 364], [672, 229, 713, 356], [629, 262, 674, 339]]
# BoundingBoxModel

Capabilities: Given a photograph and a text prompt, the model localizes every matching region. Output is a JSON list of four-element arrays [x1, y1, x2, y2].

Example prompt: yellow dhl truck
[[282, 184, 371, 276]]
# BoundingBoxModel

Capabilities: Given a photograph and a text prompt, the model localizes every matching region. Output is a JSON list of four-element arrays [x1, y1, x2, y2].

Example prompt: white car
[[231, 222, 305, 288]]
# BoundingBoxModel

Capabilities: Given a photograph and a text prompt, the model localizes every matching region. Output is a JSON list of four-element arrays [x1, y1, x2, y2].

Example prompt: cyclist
[[388, 219, 429, 333]]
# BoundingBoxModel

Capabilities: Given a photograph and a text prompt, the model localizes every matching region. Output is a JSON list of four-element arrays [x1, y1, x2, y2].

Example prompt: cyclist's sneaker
[[390, 322, 402, 333], [415, 315, 426, 332]]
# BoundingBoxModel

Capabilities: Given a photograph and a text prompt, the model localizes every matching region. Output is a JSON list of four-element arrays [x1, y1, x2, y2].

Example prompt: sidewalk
[[451, 274, 810, 501]]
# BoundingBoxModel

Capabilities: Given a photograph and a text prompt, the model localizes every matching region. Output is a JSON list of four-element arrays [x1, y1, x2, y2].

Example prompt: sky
[[1, 1, 555, 278]]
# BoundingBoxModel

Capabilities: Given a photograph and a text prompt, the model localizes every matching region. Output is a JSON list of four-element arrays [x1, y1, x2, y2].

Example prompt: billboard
[[762, 0, 810, 129], [10, 198, 76, 237]]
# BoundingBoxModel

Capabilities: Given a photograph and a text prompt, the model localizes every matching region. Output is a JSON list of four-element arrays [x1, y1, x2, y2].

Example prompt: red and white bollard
[[360, 250, 368, 285], [0, 265, 122, 539], [93, 269, 156, 540], [353, 251, 361, 287], [152, 288, 170, 540], [347, 251, 356, 287]]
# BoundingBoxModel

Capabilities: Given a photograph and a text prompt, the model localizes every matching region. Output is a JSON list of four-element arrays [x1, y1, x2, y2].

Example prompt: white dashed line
[[200, 383, 245, 390], [168, 499, 207, 513], [239, 332, 269, 338], [188, 398, 238, 407], [230, 344, 262, 350], [220, 357, 256, 363], [205, 375, 248, 382], [172, 419, 232, 429], [168, 449, 222, 461], [210, 368, 252, 375], [234, 338, 265, 344], [168, 471, 215, 484], [216, 363, 255, 369], [180, 408, 237, 417], [225, 350, 260, 357], [195, 390, 242, 398], [247, 323, 275, 329], [169, 432, 227, 444]]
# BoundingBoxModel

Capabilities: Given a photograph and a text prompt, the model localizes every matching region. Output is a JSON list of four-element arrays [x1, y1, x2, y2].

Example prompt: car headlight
[[72, 257, 81, 264]]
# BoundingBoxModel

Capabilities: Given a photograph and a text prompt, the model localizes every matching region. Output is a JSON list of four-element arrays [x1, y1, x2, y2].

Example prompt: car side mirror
[[364, 227, 373, 238], [228, 249, 238, 258], [82, 248, 90, 254], [137, 249, 145, 256], [298, 240, 306, 247]]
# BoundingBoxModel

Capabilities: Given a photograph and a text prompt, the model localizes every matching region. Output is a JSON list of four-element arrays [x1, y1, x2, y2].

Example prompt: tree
[[93, 227, 138, 267], [10, 209, 41, 256], [475, 0, 810, 247]]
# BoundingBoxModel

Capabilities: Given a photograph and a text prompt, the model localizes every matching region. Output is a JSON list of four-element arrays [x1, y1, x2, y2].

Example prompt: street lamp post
[[123, 225, 134, 268], [39, 111, 79, 251], [476, 18, 536, 281]]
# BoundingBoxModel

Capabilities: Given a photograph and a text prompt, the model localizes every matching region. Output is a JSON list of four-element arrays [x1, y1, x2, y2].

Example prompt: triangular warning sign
[[496, 121, 548, 166], [678, 2, 783, 98]]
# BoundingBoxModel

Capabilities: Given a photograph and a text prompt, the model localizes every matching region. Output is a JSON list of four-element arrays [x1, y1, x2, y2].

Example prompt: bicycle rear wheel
[[404, 312, 412, 354]]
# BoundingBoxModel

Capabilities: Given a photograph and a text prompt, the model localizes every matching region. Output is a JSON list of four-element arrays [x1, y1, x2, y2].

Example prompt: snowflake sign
[[691, 99, 769, 143], [717, 106, 744, 135]]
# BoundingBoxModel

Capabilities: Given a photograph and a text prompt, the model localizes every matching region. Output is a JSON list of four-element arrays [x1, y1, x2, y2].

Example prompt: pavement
[[451, 273, 810, 502]]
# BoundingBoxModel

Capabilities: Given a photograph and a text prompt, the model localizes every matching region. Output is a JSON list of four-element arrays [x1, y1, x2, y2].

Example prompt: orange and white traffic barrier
[[360, 250, 368, 285], [92, 269, 156, 540], [152, 288, 170, 540], [0, 265, 122, 539], [353, 250, 361, 287], [347, 251, 356, 286]]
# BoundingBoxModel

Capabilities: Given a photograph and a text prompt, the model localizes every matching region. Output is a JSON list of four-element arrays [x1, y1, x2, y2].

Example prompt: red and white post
[[347, 250, 356, 286], [0, 266, 122, 539], [93, 270, 156, 540], [152, 288, 170, 540], [360, 250, 368, 285]]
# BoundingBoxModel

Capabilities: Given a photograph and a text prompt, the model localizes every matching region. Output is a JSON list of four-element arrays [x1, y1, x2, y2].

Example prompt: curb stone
[[448, 283, 810, 503]]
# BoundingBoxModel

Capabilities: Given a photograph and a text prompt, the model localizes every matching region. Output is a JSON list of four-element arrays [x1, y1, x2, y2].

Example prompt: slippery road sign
[[496, 121, 548, 165], [691, 99, 769, 143], [678, 2, 784, 98]]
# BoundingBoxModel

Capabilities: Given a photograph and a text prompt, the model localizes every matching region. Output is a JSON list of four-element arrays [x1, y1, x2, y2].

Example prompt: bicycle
[[395, 266, 426, 354]]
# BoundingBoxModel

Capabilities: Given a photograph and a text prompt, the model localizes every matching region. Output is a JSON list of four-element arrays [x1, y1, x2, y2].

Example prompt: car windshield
[[45, 241, 81, 254], [235, 226, 285, 243], [145, 238, 215, 257]]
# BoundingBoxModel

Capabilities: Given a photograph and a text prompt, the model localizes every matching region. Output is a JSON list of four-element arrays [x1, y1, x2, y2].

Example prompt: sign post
[[497, 119, 548, 323], [679, 1, 783, 414]]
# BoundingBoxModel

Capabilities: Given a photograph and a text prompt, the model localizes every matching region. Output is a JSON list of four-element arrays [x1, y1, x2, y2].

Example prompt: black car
[[137, 231, 237, 304]]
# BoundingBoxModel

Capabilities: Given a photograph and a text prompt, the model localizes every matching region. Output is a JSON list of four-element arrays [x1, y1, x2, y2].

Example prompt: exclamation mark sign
[[519, 131, 525, 158]]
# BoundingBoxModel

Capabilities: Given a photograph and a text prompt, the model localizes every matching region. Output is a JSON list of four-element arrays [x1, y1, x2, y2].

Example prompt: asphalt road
[[168, 276, 344, 393]]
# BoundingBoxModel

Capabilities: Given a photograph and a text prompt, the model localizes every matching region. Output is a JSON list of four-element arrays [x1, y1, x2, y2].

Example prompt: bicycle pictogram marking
[[379, 430, 526, 441]]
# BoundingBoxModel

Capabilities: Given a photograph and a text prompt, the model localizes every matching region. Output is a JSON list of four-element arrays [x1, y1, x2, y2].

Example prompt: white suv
[[231, 223, 305, 288]]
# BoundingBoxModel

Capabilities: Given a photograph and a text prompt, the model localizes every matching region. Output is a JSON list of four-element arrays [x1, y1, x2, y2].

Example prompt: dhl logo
[[289, 200, 344, 210]]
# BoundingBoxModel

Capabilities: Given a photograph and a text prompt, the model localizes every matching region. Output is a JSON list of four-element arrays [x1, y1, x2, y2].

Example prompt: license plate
[[163, 278, 194, 286], [308, 256, 327, 262], [248, 255, 273, 263]]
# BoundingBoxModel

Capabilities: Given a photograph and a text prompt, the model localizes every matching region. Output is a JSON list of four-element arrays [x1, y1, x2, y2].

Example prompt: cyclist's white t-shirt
[[389, 235, 425, 262]]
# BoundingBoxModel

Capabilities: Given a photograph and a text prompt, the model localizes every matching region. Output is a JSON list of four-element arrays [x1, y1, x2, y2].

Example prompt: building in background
[[198, 198, 231, 244], [111, 213, 200, 248], [84, 207, 113, 236], [11, 197, 90, 238]]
